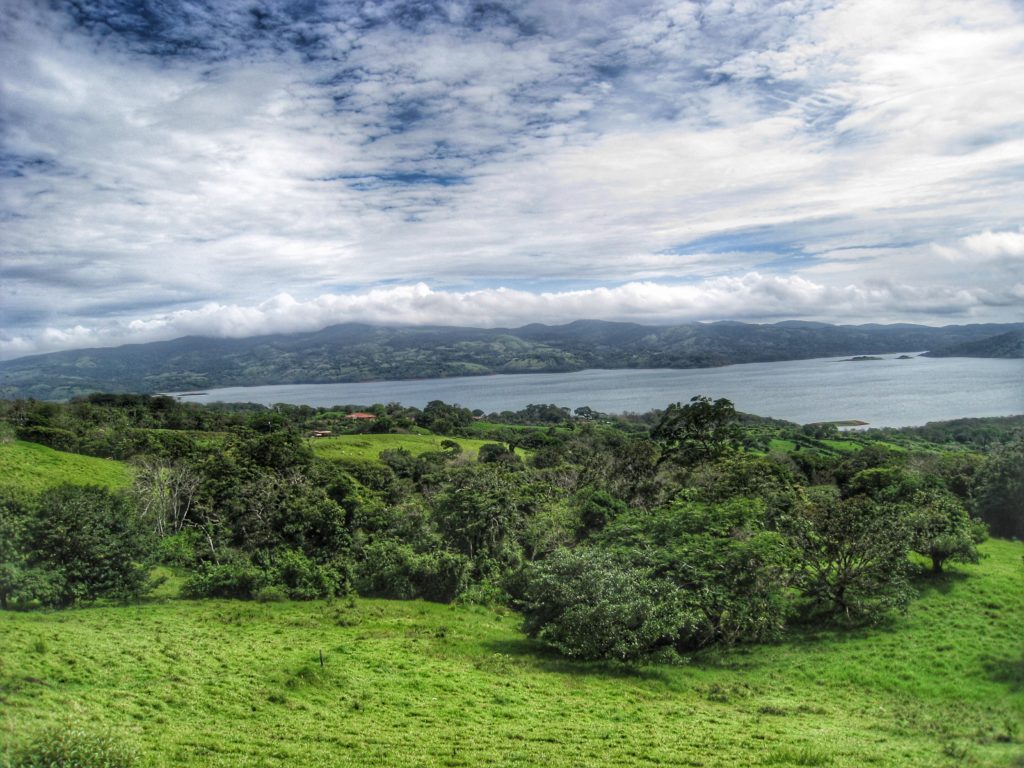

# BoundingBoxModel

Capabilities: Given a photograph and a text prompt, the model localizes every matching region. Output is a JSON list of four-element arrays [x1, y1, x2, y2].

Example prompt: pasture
[[2, 540, 1021, 767]]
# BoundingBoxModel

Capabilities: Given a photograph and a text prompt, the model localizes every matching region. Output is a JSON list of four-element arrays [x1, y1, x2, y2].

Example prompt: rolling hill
[[2, 319, 1021, 400], [922, 329, 1024, 359]]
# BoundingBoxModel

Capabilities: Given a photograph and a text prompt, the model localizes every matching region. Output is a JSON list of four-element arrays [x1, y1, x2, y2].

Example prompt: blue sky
[[2, 0, 1023, 357]]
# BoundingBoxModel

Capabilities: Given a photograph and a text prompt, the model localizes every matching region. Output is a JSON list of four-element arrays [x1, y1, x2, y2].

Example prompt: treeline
[[1, 394, 1021, 662], [868, 415, 1024, 447]]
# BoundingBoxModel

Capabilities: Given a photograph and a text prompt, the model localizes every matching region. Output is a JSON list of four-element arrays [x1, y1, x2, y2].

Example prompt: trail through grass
[[2, 541, 1021, 767]]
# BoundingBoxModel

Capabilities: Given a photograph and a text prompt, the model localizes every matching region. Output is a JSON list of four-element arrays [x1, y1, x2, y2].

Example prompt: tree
[[431, 464, 533, 571], [784, 488, 913, 621], [477, 442, 522, 467], [0, 490, 31, 610], [652, 396, 739, 466], [22, 485, 154, 607], [597, 498, 795, 648], [132, 458, 201, 536], [418, 400, 474, 435], [973, 434, 1024, 538], [907, 490, 986, 574]]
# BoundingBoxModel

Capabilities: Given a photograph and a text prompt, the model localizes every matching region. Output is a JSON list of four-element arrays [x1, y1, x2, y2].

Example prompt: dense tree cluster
[[2, 395, 1014, 663]]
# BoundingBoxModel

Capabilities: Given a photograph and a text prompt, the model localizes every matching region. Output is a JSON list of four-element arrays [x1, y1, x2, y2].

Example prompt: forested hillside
[[2, 319, 1021, 399], [923, 329, 1024, 359]]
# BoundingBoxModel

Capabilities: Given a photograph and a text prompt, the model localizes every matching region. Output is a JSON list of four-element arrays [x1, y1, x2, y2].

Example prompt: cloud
[[958, 230, 1024, 260], [1, 0, 1023, 359], [3, 272, 1015, 359]]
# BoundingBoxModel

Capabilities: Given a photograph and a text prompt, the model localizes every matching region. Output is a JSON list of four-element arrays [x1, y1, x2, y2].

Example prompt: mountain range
[[2, 320, 1021, 400]]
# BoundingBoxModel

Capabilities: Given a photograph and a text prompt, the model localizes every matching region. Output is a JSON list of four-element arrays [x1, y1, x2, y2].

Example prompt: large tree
[[652, 396, 739, 466], [785, 488, 913, 621]]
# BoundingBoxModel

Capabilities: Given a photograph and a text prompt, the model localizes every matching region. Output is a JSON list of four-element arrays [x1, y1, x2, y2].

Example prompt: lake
[[173, 354, 1024, 427]]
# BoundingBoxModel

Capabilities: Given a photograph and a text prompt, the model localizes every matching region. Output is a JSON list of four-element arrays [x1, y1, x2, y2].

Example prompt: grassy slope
[[311, 433, 521, 462], [0, 440, 133, 494], [2, 540, 1021, 768]]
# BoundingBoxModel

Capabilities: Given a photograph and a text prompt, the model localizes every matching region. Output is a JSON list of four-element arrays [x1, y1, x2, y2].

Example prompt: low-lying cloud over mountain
[[2, 0, 1023, 359]]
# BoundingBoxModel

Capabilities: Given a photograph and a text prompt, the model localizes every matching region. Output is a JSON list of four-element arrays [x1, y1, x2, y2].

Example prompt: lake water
[[173, 354, 1024, 428]]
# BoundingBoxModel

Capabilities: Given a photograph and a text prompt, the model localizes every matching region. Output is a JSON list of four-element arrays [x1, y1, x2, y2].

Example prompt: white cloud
[[959, 230, 1024, 260], [3, 272, 1014, 359], [2, 0, 1023, 360]]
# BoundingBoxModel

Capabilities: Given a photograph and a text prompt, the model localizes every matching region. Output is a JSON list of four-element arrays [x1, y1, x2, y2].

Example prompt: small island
[[842, 355, 884, 362], [897, 354, 915, 359]]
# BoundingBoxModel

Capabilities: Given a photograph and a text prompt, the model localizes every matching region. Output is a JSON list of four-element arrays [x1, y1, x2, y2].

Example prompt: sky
[[2, 0, 1023, 359]]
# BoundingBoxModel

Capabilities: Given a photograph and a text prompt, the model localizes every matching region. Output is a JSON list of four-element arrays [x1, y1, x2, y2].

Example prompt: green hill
[[923, 329, 1024, 359], [3, 320, 1021, 400], [1, 540, 1020, 767], [0, 440, 134, 494]]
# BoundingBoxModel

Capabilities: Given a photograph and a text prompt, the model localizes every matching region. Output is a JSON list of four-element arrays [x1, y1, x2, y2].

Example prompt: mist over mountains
[[2, 320, 1021, 401]]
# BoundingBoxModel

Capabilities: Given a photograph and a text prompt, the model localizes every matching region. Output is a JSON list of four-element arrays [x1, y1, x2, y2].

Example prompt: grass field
[[0, 440, 133, 494], [2, 540, 1021, 767], [310, 433, 523, 462]]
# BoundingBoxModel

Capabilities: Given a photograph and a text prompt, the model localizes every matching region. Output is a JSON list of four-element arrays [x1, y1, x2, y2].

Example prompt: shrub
[[255, 584, 288, 602], [355, 540, 469, 602], [515, 548, 690, 661], [154, 529, 204, 568], [181, 560, 267, 599], [272, 549, 349, 600], [15, 426, 79, 453]]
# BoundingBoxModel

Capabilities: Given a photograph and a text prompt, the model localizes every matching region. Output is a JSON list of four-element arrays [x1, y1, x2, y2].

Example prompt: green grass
[[310, 433, 523, 462], [0, 440, 134, 494], [2, 540, 1021, 767], [818, 439, 863, 453]]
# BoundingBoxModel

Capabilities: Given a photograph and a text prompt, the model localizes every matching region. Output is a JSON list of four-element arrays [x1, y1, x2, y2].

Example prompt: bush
[[272, 549, 349, 600], [154, 529, 204, 568], [181, 560, 267, 599], [255, 584, 288, 602], [355, 540, 469, 602], [515, 548, 690, 661], [8, 724, 136, 768], [15, 425, 79, 453]]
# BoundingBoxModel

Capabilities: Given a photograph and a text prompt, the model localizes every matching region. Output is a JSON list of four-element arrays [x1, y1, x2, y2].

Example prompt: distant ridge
[[2, 320, 1022, 400], [922, 330, 1024, 360]]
